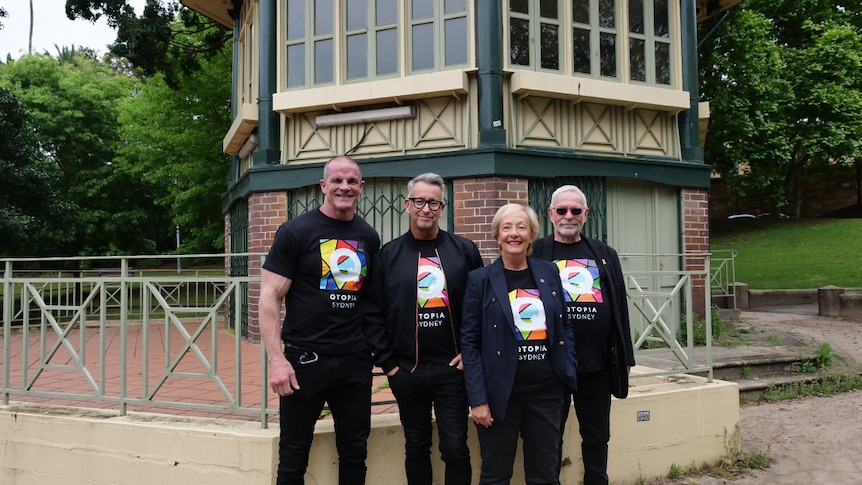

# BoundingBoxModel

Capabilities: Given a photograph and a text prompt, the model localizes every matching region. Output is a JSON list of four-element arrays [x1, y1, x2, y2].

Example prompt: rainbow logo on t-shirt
[[320, 239, 367, 291], [554, 259, 603, 303], [508, 288, 548, 340], [418, 256, 448, 308]]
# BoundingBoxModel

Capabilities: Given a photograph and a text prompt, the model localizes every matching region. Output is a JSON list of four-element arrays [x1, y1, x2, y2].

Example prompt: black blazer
[[532, 234, 636, 398], [461, 257, 578, 420]]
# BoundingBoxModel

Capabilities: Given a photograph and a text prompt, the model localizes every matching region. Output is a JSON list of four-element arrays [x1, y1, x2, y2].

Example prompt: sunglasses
[[553, 207, 584, 216]]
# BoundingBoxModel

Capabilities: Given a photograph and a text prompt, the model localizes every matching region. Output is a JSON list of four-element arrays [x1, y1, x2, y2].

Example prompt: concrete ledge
[[748, 288, 817, 308], [1, 368, 739, 485]]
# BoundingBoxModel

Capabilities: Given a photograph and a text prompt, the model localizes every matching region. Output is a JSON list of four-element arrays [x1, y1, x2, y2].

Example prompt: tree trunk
[[28, 0, 33, 54]]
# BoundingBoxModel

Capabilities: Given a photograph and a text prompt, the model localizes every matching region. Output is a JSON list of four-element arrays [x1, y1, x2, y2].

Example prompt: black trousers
[[561, 369, 612, 485], [389, 362, 472, 485], [475, 380, 564, 485], [276, 347, 372, 485]]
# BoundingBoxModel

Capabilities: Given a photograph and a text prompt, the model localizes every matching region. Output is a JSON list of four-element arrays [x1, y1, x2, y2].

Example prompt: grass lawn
[[711, 218, 862, 290]]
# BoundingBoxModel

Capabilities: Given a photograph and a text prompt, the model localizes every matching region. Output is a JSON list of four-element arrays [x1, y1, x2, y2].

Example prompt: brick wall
[[682, 188, 709, 318], [246, 191, 288, 341], [451, 177, 529, 264]]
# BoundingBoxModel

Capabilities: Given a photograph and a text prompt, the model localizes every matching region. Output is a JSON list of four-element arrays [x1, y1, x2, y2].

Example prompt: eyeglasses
[[408, 198, 444, 211], [552, 206, 585, 216]]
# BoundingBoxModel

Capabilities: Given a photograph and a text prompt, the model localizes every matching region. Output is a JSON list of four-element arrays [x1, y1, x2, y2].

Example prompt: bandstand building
[[182, 0, 739, 340]]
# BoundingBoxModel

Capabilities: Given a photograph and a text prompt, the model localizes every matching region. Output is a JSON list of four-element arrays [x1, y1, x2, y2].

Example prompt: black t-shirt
[[262, 209, 380, 354], [550, 240, 611, 372], [504, 267, 555, 391], [415, 240, 456, 364]]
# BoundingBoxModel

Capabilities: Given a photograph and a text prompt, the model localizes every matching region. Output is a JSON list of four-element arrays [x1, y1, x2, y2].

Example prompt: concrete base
[[0, 368, 738, 485]]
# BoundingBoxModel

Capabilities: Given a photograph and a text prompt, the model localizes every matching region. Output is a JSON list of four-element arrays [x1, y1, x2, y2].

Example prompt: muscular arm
[[259, 269, 299, 396]]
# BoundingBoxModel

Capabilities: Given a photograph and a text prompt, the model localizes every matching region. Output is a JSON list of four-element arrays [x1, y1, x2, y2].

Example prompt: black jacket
[[532, 234, 636, 398], [365, 229, 484, 373]]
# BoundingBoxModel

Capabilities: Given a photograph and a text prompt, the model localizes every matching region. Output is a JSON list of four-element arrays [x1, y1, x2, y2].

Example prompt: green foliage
[[65, 0, 231, 88], [679, 309, 746, 347], [0, 52, 166, 255], [666, 463, 684, 480], [753, 373, 862, 403], [699, 3, 862, 216], [116, 19, 231, 252], [789, 344, 834, 373], [0, 87, 68, 255], [712, 219, 862, 289]]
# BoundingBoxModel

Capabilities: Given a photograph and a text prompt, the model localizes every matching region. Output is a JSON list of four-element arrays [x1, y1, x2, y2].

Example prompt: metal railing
[[1, 254, 277, 425], [3, 252, 714, 428], [710, 249, 737, 310], [622, 253, 714, 381]]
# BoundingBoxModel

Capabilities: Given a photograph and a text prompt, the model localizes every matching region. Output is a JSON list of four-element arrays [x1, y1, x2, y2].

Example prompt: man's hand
[[386, 366, 400, 377], [471, 403, 493, 428], [449, 353, 464, 371], [269, 358, 300, 396]]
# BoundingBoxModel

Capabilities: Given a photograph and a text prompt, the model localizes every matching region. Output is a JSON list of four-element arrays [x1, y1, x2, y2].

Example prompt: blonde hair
[[491, 203, 540, 254]]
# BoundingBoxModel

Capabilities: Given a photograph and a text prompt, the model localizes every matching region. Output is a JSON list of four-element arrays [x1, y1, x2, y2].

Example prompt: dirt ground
[[644, 310, 862, 485]]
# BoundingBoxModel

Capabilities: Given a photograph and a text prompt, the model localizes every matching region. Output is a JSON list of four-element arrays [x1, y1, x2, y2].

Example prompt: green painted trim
[[221, 148, 712, 211], [256, 0, 280, 166], [475, 0, 506, 146], [679, 0, 703, 163]]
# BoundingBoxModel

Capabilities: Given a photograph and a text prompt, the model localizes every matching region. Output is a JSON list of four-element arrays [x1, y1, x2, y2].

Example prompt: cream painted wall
[[1, 370, 738, 485]]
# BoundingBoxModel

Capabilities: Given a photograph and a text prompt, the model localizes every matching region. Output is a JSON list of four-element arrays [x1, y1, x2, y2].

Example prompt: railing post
[[2, 261, 11, 405]]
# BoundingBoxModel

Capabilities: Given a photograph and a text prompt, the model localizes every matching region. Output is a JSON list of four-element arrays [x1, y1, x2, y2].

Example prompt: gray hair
[[407, 172, 446, 198], [550, 185, 588, 209]]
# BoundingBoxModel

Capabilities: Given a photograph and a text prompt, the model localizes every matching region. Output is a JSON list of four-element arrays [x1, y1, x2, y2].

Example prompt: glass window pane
[[412, 0, 433, 19], [540, 23, 559, 70], [573, 27, 591, 73], [600, 32, 616, 77], [445, 0, 468, 14], [377, 28, 398, 74], [347, 34, 368, 79], [599, 0, 615, 29], [315, 39, 333, 83], [629, 38, 645, 81], [287, 0, 305, 40], [445, 17, 468, 65], [347, 0, 367, 31], [510, 17, 531, 66], [412, 23, 434, 70], [572, 0, 589, 24], [629, 0, 644, 34], [540, 0, 558, 19], [287, 43, 305, 87], [377, 0, 398, 24], [510, 0, 529, 14], [315, 0, 333, 35], [655, 42, 670, 84], [655, 0, 669, 38]]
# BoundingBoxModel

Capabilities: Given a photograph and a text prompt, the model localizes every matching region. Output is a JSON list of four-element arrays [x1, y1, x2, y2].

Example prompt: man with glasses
[[365, 172, 484, 485], [532, 185, 635, 485]]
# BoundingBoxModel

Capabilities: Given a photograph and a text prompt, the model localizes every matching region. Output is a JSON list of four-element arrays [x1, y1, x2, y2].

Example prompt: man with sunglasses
[[532, 185, 636, 485], [365, 172, 484, 485]]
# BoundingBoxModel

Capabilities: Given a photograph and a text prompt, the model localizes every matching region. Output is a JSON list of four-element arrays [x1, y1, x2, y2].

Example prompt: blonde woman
[[461, 203, 577, 484]]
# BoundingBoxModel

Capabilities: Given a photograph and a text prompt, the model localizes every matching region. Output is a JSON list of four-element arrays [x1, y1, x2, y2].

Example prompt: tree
[[700, 2, 862, 217], [0, 53, 169, 255], [0, 87, 69, 255], [65, 0, 230, 87], [115, 17, 231, 253]]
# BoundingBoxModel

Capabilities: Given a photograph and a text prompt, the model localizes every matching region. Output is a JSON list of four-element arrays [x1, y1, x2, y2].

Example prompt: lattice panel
[[528, 177, 607, 242], [510, 97, 679, 158], [286, 96, 468, 163], [628, 108, 675, 156], [516, 96, 563, 147]]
